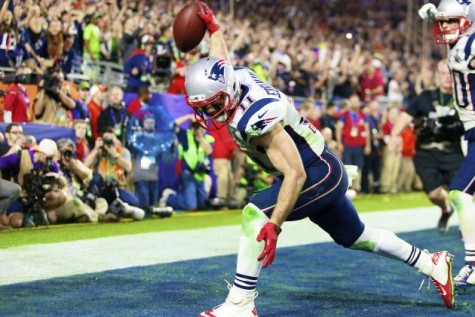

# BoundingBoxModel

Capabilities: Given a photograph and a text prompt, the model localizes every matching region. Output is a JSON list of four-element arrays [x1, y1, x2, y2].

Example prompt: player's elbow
[[293, 168, 307, 189]]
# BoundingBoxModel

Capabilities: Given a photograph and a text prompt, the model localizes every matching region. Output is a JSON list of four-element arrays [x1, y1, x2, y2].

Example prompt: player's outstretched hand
[[418, 3, 437, 20], [257, 222, 282, 268], [196, 0, 220, 35]]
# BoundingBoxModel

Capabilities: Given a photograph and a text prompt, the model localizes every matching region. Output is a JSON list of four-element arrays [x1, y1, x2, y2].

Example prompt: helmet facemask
[[434, 15, 471, 44], [187, 90, 239, 131]]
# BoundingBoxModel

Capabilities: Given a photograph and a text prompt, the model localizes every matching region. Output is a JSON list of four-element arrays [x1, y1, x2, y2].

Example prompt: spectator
[[320, 102, 338, 139], [73, 81, 91, 120], [4, 64, 32, 123], [160, 120, 214, 211], [87, 84, 106, 140], [60, 9, 84, 58], [97, 85, 129, 144], [398, 125, 418, 192], [0, 0, 19, 68], [83, 13, 101, 62], [121, 18, 141, 64], [22, 4, 46, 74], [35, 18, 64, 67], [124, 34, 155, 93], [82, 13, 101, 79], [85, 126, 145, 220], [129, 113, 169, 211], [210, 122, 245, 207], [73, 119, 90, 162], [33, 67, 75, 127], [335, 93, 371, 191], [381, 105, 402, 194], [298, 101, 322, 130], [0, 177, 21, 230], [387, 68, 407, 106], [60, 33, 79, 76], [359, 59, 385, 103], [167, 60, 187, 95], [361, 99, 383, 194], [127, 86, 152, 116]]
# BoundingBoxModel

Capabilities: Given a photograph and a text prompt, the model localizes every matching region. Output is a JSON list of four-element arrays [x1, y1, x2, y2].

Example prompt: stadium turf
[[0, 192, 431, 249], [0, 228, 472, 317]]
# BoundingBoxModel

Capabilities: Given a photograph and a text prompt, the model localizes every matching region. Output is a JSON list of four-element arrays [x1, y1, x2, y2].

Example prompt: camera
[[22, 169, 57, 226], [103, 137, 114, 147], [2, 73, 41, 85], [81, 183, 100, 209], [194, 162, 211, 174], [43, 73, 61, 94], [62, 149, 73, 160]]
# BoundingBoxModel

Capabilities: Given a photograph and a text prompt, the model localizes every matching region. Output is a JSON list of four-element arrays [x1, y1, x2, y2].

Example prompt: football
[[173, 2, 207, 53]]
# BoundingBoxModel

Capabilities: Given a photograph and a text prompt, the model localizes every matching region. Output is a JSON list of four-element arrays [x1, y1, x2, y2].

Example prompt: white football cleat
[[454, 264, 475, 287], [199, 288, 258, 317], [429, 251, 455, 308]]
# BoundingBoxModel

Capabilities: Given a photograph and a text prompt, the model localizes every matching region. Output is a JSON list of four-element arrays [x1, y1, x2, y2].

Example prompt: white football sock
[[232, 203, 269, 296], [350, 225, 434, 275]]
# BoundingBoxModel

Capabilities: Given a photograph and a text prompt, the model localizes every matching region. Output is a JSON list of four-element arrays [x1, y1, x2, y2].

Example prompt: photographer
[[97, 85, 129, 145], [390, 60, 464, 233], [0, 123, 25, 158], [159, 116, 214, 211], [51, 138, 107, 224], [33, 67, 75, 127], [0, 139, 67, 228], [85, 126, 144, 220]]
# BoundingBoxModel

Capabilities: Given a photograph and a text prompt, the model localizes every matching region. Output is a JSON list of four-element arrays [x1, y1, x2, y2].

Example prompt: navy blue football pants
[[249, 148, 365, 247]]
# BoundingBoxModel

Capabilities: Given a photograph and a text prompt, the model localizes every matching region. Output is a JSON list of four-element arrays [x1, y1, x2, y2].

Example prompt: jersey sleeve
[[244, 99, 285, 138]]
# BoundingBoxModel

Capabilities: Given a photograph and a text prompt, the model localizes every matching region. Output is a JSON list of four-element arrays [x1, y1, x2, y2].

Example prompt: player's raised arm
[[197, 1, 232, 63]]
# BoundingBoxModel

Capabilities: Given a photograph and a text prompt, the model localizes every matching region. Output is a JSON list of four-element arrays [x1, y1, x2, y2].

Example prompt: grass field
[[0, 192, 431, 249], [0, 227, 473, 316], [1, 192, 473, 316]]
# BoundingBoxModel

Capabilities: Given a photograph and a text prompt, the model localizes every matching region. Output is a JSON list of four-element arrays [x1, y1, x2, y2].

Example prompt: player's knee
[[331, 224, 365, 248], [241, 203, 269, 238], [449, 189, 461, 204], [449, 189, 473, 213]]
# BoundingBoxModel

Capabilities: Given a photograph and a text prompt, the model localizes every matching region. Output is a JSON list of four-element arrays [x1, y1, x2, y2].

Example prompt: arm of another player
[[197, 0, 231, 63]]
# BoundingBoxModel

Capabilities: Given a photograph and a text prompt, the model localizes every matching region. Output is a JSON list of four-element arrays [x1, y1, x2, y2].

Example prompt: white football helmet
[[434, 0, 472, 44], [185, 57, 240, 129]]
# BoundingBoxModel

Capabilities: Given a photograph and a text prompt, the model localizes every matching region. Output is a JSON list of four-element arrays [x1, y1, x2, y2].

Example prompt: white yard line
[[0, 207, 458, 286]]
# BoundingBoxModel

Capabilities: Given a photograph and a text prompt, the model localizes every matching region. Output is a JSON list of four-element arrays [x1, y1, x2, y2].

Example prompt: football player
[[419, 0, 475, 288], [187, 1, 455, 316]]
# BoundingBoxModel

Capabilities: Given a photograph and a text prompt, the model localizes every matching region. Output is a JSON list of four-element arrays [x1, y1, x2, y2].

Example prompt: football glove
[[257, 222, 282, 268], [418, 3, 437, 20], [197, 0, 221, 36]]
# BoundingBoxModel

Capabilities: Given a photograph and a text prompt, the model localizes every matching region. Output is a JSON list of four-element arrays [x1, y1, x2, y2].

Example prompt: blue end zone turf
[[0, 228, 473, 316]]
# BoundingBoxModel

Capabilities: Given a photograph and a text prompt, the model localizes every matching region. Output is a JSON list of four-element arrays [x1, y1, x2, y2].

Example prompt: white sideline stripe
[[0, 207, 458, 286]]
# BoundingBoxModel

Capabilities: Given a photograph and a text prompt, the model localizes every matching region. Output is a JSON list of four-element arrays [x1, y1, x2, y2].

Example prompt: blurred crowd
[[0, 0, 444, 229]]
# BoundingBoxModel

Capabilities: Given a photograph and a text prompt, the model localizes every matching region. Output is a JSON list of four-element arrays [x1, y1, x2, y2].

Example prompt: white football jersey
[[447, 34, 475, 131], [227, 67, 325, 176]]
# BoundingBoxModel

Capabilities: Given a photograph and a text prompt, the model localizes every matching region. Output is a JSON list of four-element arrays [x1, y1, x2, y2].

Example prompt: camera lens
[[62, 149, 73, 159]]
